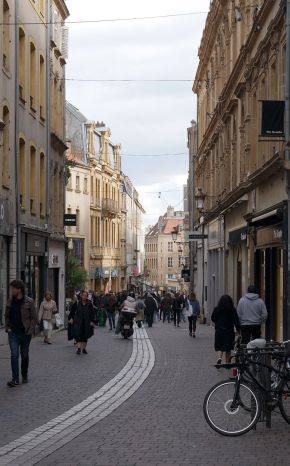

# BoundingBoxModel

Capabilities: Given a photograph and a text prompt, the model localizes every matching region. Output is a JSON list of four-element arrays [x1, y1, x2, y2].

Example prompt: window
[[90, 216, 94, 246], [90, 176, 94, 203], [168, 242, 173, 252], [76, 209, 80, 232], [19, 28, 26, 100], [84, 177, 88, 193], [67, 207, 71, 232], [76, 175, 80, 192], [3, 1, 10, 70], [39, 54, 45, 120], [2, 106, 10, 187], [40, 152, 45, 217], [29, 42, 36, 110], [168, 257, 173, 268], [19, 138, 26, 209], [30, 146, 36, 213]]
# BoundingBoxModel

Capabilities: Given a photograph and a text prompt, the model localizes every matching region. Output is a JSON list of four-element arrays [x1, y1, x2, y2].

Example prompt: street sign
[[64, 214, 77, 226], [188, 232, 208, 241]]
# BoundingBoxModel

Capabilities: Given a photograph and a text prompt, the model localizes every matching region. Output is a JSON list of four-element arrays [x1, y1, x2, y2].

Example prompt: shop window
[[30, 146, 36, 214], [19, 28, 26, 101], [19, 138, 26, 209], [3, 0, 10, 70], [2, 106, 10, 188], [40, 152, 45, 217], [29, 41, 36, 111], [39, 54, 45, 120]]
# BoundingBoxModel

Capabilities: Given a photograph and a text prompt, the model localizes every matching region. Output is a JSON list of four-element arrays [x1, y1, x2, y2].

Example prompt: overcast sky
[[65, 0, 210, 226]]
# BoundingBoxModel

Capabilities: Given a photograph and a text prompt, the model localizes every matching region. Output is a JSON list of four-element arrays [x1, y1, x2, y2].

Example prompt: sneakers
[[7, 380, 19, 388], [82, 349, 88, 354]]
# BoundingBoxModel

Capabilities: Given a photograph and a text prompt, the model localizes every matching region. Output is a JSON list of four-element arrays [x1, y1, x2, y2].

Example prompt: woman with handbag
[[68, 290, 95, 355], [38, 291, 58, 344], [186, 293, 200, 337]]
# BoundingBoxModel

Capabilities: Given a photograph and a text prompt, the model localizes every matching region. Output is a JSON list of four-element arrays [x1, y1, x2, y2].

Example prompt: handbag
[[186, 304, 193, 317], [54, 313, 63, 328]]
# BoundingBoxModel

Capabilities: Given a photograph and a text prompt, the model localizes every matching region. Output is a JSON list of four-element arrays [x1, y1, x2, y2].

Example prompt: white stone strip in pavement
[[0, 327, 155, 466]]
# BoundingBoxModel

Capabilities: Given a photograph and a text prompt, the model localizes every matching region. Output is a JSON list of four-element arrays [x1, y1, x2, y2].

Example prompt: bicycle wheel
[[278, 378, 290, 424], [203, 379, 261, 436]]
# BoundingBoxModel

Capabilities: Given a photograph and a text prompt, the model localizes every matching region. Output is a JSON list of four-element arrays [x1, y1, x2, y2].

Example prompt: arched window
[[3, 0, 10, 70], [19, 28, 26, 100], [19, 138, 26, 209], [40, 152, 45, 217], [30, 145, 36, 213], [29, 42, 36, 110], [39, 54, 45, 119], [2, 106, 10, 187]]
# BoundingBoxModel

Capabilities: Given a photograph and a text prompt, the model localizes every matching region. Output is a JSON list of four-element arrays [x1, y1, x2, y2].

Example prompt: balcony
[[102, 198, 118, 216]]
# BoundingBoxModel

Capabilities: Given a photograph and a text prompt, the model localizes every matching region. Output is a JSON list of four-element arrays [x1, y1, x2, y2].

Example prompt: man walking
[[237, 285, 268, 344], [104, 291, 117, 331], [5, 280, 37, 387]]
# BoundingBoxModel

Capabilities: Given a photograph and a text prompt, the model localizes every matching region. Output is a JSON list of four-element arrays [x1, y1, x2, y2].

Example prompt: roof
[[163, 219, 183, 234], [65, 101, 88, 123]]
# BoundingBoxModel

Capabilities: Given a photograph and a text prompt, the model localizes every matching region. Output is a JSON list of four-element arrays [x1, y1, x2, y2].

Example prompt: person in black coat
[[211, 294, 240, 364], [68, 290, 95, 355], [144, 293, 158, 328]]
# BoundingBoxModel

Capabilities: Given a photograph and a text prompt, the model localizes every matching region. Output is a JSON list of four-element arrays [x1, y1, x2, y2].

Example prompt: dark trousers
[[107, 311, 115, 330], [188, 315, 197, 334], [173, 309, 181, 326], [241, 325, 261, 344], [163, 309, 171, 323], [146, 312, 154, 328], [8, 332, 32, 382]]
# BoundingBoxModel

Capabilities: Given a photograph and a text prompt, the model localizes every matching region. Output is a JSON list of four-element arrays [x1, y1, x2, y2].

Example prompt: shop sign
[[256, 225, 284, 248], [228, 227, 248, 246], [51, 254, 59, 266], [64, 214, 77, 227], [0, 198, 13, 236], [27, 235, 46, 254]]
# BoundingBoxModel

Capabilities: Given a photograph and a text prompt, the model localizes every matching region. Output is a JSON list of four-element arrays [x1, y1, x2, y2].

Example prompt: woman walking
[[211, 295, 240, 364], [68, 290, 95, 355], [38, 291, 58, 344], [186, 293, 200, 337], [135, 296, 145, 328]]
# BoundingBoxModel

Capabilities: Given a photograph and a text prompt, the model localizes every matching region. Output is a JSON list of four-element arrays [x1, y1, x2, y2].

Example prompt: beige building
[[192, 0, 288, 339], [0, 0, 16, 325], [145, 207, 188, 293]]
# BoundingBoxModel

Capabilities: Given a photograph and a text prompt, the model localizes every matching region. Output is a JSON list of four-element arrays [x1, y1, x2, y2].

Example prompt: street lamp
[[194, 188, 206, 323], [171, 227, 178, 243]]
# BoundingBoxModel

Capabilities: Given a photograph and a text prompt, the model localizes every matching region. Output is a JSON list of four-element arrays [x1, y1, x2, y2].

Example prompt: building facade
[[192, 0, 289, 339], [145, 207, 188, 293]]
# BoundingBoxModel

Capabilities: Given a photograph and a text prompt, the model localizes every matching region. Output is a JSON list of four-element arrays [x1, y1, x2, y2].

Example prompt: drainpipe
[[15, 0, 21, 278], [285, 0, 290, 338]]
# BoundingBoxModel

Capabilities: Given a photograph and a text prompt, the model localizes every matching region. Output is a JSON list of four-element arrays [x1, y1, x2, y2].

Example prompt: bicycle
[[203, 338, 290, 436]]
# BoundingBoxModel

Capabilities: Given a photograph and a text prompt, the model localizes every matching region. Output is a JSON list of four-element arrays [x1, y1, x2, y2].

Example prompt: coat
[[5, 296, 37, 336], [69, 300, 95, 341], [135, 299, 145, 321], [38, 299, 57, 322]]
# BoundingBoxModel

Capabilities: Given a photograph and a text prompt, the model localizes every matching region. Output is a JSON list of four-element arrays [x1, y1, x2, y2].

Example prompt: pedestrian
[[5, 280, 37, 387], [172, 292, 183, 327], [135, 296, 145, 328], [38, 291, 58, 344], [104, 291, 117, 331], [144, 293, 158, 328], [211, 294, 240, 364], [162, 293, 172, 323], [186, 293, 200, 337], [237, 285, 268, 344], [115, 293, 136, 335], [68, 290, 95, 355]]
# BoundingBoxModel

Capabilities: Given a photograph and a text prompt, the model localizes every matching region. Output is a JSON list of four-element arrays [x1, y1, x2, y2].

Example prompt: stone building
[[0, 0, 16, 325], [14, 0, 69, 316], [145, 207, 188, 293], [192, 0, 289, 339]]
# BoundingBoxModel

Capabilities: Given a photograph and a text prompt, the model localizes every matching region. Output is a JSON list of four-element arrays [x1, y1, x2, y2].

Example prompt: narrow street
[[1, 323, 290, 466]]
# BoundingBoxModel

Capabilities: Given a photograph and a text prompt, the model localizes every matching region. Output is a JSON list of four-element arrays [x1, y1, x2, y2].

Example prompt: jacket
[[38, 299, 57, 321], [5, 296, 37, 336], [186, 299, 201, 317], [69, 300, 95, 340], [237, 293, 268, 326], [135, 299, 145, 321], [211, 306, 240, 332], [122, 296, 137, 312]]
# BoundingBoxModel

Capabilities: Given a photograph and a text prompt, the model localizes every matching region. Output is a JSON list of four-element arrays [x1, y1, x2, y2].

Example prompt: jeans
[[162, 309, 171, 323], [8, 332, 32, 382], [107, 311, 115, 330], [241, 325, 261, 344], [188, 315, 197, 334], [173, 309, 181, 326]]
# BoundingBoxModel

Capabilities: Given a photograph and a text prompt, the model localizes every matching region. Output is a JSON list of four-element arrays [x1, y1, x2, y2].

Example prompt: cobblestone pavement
[[1, 322, 290, 466]]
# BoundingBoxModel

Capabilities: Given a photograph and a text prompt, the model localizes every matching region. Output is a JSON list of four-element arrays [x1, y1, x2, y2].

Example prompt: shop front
[[21, 230, 48, 309], [0, 198, 14, 325], [48, 240, 66, 320], [227, 226, 248, 305], [207, 218, 224, 314]]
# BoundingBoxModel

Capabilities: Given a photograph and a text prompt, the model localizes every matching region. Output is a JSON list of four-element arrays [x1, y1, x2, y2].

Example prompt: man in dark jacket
[[172, 293, 183, 327], [144, 293, 158, 328], [5, 280, 37, 387]]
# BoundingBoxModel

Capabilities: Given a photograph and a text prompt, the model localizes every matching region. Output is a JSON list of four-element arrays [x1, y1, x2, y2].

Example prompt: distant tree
[[66, 256, 88, 297]]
